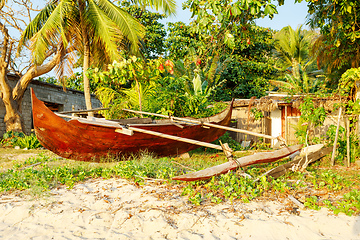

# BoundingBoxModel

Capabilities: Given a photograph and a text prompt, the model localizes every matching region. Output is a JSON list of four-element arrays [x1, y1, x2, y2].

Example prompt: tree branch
[[12, 48, 63, 101]]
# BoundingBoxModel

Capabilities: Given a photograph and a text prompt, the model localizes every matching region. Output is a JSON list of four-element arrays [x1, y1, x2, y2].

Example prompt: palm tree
[[20, 0, 175, 116], [273, 25, 316, 71], [271, 25, 322, 94]]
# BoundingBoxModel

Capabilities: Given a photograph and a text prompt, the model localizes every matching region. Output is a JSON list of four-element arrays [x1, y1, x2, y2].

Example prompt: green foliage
[[251, 108, 264, 121], [304, 196, 321, 210], [311, 170, 351, 191], [37, 76, 60, 85], [119, 0, 167, 59], [338, 67, 360, 99], [295, 96, 327, 144], [213, 25, 277, 100], [214, 60, 272, 100], [1, 131, 25, 147], [166, 22, 202, 60], [1, 131, 42, 149], [15, 134, 42, 149], [270, 25, 325, 95], [273, 25, 317, 71], [181, 172, 297, 205], [90, 56, 229, 119], [307, 0, 360, 79], [88, 57, 164, 119], [166, 4, 278, 101], [0, 154, 179, 193], [326, 125, 360, 164]]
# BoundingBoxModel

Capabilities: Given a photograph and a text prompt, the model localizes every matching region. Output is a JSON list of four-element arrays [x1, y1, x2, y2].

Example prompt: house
[[0, 74, 102, 136], [231, 92, 345, 147]]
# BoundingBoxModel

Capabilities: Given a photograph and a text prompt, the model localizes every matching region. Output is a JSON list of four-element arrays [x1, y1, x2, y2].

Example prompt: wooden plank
[[112, 118, 153, 125], [331, 107, 342, 166], [263, 147, 332, 179], [55, 113, 134, 136], [58, 107, 110, 114]]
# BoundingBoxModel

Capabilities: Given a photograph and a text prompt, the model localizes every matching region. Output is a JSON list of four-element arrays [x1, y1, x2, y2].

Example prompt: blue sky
[[162, 0, 309, 30]]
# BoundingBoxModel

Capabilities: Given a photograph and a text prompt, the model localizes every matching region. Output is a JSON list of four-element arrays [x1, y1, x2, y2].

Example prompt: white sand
[[0, 178, 359, 240]]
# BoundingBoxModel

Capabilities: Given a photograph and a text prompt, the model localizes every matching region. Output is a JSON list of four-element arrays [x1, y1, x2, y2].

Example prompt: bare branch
[[12, 46, 69, 101]]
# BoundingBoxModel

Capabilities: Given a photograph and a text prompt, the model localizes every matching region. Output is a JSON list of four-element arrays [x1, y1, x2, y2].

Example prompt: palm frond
[[87, 0, 122, 61], [23, 0, 74, 64], [96, 0, 145, 54], [129, 0, 176, 16]]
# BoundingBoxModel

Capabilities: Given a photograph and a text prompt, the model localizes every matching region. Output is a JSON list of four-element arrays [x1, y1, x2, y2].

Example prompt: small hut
[[231, 92, 346, 147]]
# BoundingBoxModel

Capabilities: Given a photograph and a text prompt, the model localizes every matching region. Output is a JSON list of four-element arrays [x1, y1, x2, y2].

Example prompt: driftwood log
[[261, 146, 332, 179]]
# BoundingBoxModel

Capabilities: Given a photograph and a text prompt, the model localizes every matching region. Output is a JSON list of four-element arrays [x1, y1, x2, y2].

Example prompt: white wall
[[270, 108, 282, 146]]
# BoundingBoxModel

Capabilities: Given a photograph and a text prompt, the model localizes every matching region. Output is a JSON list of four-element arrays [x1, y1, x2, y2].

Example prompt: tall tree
[[273, 25, 316, 71], [20, 0, 175, 116], [120, 1, 167, 59], [0, 0, 66, 133], [271, 25, 322, 94], [307, 0, 360, 82]]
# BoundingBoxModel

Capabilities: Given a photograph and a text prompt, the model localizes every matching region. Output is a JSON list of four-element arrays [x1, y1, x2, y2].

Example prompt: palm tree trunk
[[83, 41, 94, 117], [79, 0, 93, 117]]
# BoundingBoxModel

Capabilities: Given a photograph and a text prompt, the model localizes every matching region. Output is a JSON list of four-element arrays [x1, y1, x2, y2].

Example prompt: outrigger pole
[[122, 108, 281, 141], [59, 107, 282, 142]]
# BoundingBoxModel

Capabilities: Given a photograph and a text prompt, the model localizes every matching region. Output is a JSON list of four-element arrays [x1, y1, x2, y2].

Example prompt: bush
[[1, 131, 42, 149]]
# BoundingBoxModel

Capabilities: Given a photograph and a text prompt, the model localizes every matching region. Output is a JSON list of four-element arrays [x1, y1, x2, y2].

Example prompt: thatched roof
[[233, 94, 347, 112]]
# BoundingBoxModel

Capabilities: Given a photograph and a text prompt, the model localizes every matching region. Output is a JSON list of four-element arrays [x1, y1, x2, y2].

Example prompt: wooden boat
[[172, 144, 303, 181], [31, 88, 233, 162]]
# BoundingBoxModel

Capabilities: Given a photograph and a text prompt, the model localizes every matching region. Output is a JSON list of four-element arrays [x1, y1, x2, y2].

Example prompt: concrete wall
[[0, 74, 101, 136]]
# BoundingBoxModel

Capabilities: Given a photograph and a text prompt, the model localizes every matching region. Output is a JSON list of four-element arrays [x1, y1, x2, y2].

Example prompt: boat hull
[[31, 89, 233, 162]]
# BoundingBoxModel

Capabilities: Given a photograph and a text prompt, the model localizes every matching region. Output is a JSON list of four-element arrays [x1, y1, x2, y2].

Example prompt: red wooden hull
[[172, 144, 303, 181], [31, 89, 233, 162]]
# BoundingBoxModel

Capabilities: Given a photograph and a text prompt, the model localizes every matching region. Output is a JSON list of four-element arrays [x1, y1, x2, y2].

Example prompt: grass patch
[[0, 147, 359, 216]]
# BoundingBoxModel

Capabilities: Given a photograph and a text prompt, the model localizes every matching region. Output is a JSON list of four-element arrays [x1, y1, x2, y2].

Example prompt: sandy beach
[[0, 177, 359, 240]]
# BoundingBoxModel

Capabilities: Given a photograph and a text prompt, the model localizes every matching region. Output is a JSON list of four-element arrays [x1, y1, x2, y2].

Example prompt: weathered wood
[[331, 107, 342, 166], [112, 118, 153, 125], [263, 147, 332, 179], [58, 107, 110, 114], [55, 113, 134, 136], [172, 144, 302, 181], [123, 127, 223, 151]]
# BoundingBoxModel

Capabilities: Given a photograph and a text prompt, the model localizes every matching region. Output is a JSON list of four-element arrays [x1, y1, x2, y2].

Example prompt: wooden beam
[[122, 108, 278, 140], [123, 127, 223, 151], [55, 113, 133, 136], [58, 107, 110, 114]]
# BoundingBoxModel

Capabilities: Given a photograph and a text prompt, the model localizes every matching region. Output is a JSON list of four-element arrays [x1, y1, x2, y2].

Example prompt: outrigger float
[[31, 88, 302, 181]]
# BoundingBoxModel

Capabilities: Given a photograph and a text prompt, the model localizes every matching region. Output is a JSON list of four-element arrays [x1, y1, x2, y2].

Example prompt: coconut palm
[[20, 0, 176, 115], [273, 25, 316, 71], [271, 25, 323, 94]]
